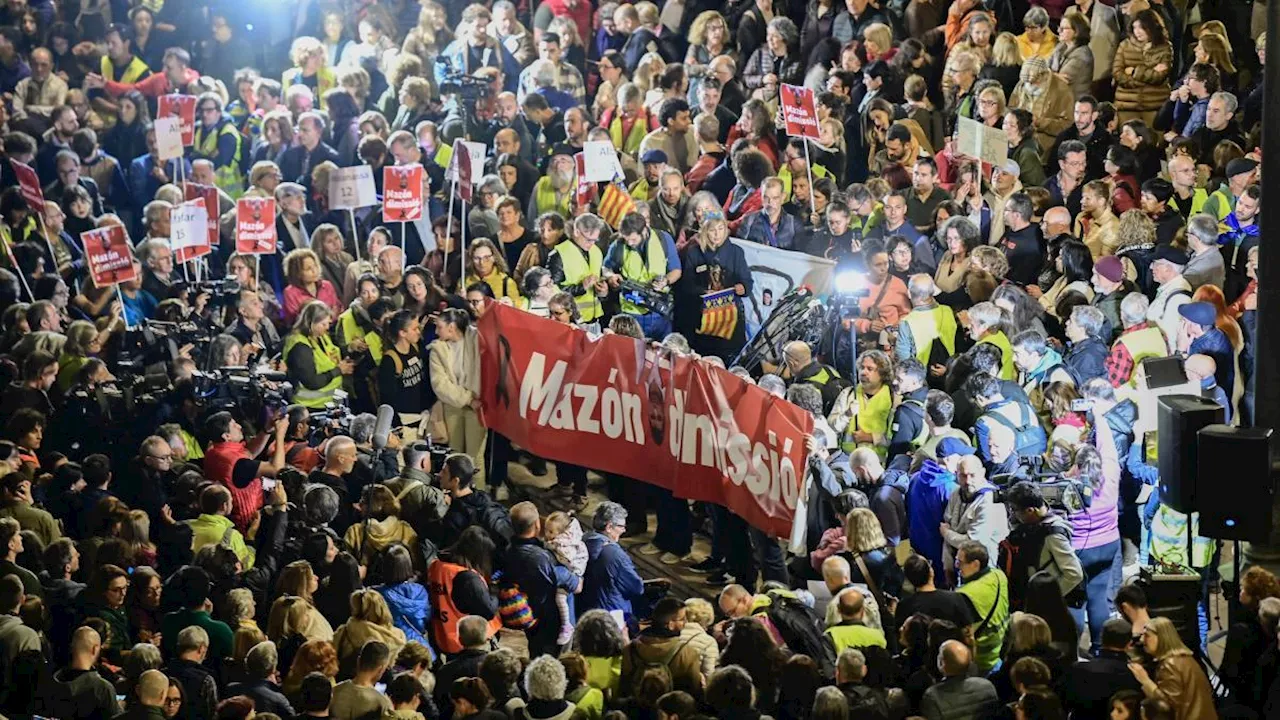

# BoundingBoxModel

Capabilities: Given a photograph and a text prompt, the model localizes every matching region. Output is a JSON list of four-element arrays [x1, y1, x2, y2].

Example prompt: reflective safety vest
[[977, 331, 1016, 381], [618, 231, 667, 316], [554, 239, 604, 321], [824, 621, 887, 658], [338, 308, 384, 364], [426, 559, 502, 655], [956, 567, 1009, 674], [283, 332, 344, 408], [900, 305, 957, 366], [533, 177, 572, 217], [194, 120, 246, 198], [608, 112, 648, 154], [100, 55, 150, 127], [841, 384, 893, 457], [1115, 325, 1167, 387]]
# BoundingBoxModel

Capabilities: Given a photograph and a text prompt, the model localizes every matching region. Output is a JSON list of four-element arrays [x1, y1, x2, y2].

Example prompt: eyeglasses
[[106, 584, 128, 594], [473, 253, 494, 262], [165, 698, 182, 706]]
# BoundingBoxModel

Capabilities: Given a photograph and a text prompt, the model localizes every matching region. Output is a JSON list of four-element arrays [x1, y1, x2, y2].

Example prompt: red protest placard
[[477, 303, 812, 538], [383, 165, 424, 222], [184, 182, 220, 247], [779, 84, 820, 139], [158, 94, 197, 146], [82, 225, 137, 287], [236, 197, 277, 255], [9, 160, 44, 213]]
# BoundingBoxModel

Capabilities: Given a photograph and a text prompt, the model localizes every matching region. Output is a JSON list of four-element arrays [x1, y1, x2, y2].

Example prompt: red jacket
[[106, 68, 201, 98]]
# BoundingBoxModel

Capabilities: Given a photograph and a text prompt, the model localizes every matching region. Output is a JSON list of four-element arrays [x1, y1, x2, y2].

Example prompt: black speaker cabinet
[[1196, 425, 1275, 541], [1157, 395, 1227, 514]]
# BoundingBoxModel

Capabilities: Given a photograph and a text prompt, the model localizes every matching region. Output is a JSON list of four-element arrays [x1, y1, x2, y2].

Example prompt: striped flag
[[597, 182, 635, 229], [698, 288, 739, 340]]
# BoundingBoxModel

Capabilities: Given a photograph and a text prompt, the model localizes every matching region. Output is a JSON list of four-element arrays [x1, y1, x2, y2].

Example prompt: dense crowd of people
[[0, 0, 1272, 718]]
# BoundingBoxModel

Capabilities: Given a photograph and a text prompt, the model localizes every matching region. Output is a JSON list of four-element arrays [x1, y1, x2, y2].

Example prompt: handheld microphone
[[372, 404, 395, 449]]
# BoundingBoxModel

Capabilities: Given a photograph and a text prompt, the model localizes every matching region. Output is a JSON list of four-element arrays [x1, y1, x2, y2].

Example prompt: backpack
[[457, 493, 515, 552], [625, 635, 696, 691], [754, 590, 838, 679], [998, 521, 1085, 611], [494, 574, 538, 631], [983, 402, 1048, 459]]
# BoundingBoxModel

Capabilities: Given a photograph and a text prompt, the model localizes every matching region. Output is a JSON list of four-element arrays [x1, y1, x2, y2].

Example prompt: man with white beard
[[1008, 58, 1072, 153], [527, 152, 575, 220]]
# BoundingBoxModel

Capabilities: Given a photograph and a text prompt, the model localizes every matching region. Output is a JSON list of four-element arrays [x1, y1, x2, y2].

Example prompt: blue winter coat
[[378, 581, 430, 647], [907, 460, 958, 582], [579, 531, 646, 622]]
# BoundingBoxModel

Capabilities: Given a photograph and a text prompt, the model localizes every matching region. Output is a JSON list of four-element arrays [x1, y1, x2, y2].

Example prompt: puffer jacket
[[189, 513, 256, 569], [1112, 39, 1172, 113], [378, 581, 430, 647]]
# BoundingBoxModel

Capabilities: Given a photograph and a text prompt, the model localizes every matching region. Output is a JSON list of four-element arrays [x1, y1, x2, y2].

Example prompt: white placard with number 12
[[329, 165, 378, 210]]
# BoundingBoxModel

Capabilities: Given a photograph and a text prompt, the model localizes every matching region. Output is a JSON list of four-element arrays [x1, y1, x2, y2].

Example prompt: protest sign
[[383, 164, 425, 222], [780, 84, 820, 139], [82, 225, 137, 286], [184, 182, 220, 247], [955, 116, 1009, 169], [582, 140, 623, 182], [157, 94, 197, 146], [9, 160, 43, 212], [235, 197, 277, 255], [329, 165, 378, 210], [171, 198, 211, 262]]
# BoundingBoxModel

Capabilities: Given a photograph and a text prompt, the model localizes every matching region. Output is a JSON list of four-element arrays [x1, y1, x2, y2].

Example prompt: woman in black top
[[377, 309, 429, 418]]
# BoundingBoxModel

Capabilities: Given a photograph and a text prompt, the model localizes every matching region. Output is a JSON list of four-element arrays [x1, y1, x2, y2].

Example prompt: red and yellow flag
[[698, 288, 739, 340], [597, 182, 635, 229]]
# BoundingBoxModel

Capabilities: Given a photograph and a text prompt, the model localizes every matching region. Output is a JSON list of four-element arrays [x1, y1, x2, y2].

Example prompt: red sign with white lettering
[[236, 197, 277, 255], [82, 225, 137, 287], [382, 165, 424, 222], [158, 94, 198, 146]]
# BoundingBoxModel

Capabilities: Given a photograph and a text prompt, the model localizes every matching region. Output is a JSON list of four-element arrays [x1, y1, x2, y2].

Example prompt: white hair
[[524, 654, 568, 700]]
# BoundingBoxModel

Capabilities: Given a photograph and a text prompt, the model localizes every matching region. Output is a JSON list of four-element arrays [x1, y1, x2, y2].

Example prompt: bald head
[[1043, 206, 1072, 236], [719, 583, 752, 618], [137, 669, 169, 706], [72, 626, 102, 662], [837, 587, 865, 620], [908, 273, 937, 303], [783, 341, 812, 370], [939, 640, 972, 677], [1184, 354, 1216, 383]]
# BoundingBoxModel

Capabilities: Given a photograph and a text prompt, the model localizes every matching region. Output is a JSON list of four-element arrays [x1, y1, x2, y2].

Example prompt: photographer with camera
[[202, 410, 290, 534], [276, 405, 324, 473], [603, 212, 681, 341], [1001, 481, 1085, 616], [348, 412, 400, 495]]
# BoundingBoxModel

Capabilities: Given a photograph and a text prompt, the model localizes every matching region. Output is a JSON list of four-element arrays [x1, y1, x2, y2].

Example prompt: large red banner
[[82, 225, 137, 286], [10, 160, 44, 212], [383, 164, 424, 221], [236, 197, 277, 254], [158, 94, 197, 146], [477, 303, 812, 537]]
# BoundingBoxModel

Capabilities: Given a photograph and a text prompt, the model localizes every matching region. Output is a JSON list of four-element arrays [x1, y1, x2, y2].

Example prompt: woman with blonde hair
[[401, 1, 451, 74], [975, 84, 1006, 129], [283, 301, 353, 409], [676, 212, 751, 360], [862, 23, 895, 62], [121, 509, 156, 567], [282, 37, 337, 110], [464, 237, 522, 302], [1128, 616, 1217, 719], [332, 589, 407, 674], [273, 561, 335, 640], [838, 508, 902, 598], [377, 56, 422, 121], [230, 625, 267, 680], [56, 319, 106, 391], [1193, 31, 1237, 90], [686, 11, 731, 102]]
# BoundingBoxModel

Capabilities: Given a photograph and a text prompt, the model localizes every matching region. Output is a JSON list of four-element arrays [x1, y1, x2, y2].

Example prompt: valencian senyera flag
[[597, 182, 635, 229], [698, 288, 739, 340]]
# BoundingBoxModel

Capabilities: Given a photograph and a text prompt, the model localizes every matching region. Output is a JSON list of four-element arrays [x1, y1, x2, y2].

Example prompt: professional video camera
[[439, 71, 495, 103], [619, 279, 673, 319], [733, 287, 830, 374], [175, 277, 242, 309], [307, 395, 353, 443], [193, 366, 294, 415], [993, 455, 1094, 515], [118, 319, 219, 369]]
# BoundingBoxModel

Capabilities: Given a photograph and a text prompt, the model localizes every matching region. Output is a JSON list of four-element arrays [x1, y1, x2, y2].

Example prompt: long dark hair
[[1058, 240, 1094, 284], [1129, 9, 1168, 47], [1024, 571, 1078, 651], [443, 526, 495, 578]]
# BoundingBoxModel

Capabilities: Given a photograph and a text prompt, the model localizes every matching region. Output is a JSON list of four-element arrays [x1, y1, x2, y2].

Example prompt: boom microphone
[[372, 404, 395, 449]]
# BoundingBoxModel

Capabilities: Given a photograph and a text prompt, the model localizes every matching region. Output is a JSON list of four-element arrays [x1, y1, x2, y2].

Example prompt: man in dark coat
[[502, 501, 580, 658]]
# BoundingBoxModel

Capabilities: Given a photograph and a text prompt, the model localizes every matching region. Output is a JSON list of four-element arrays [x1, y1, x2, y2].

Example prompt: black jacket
[[276, 142, 342, 190], [226, 679, 295, 719], [1062, 649, 1142, 720], [434, 648, 489, 717], [1000, 224, 1045, 287], [165, 658, 218, 720]]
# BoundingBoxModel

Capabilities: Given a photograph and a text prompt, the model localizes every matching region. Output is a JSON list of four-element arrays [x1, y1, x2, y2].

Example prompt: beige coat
[[1009, 74, 1074, 155], [639, 126, 699, 174], [333, 618, 407, 672], [1084, 0, 1121, 82], [428, 328, 480, 410], [12, 73, 68, 119]]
